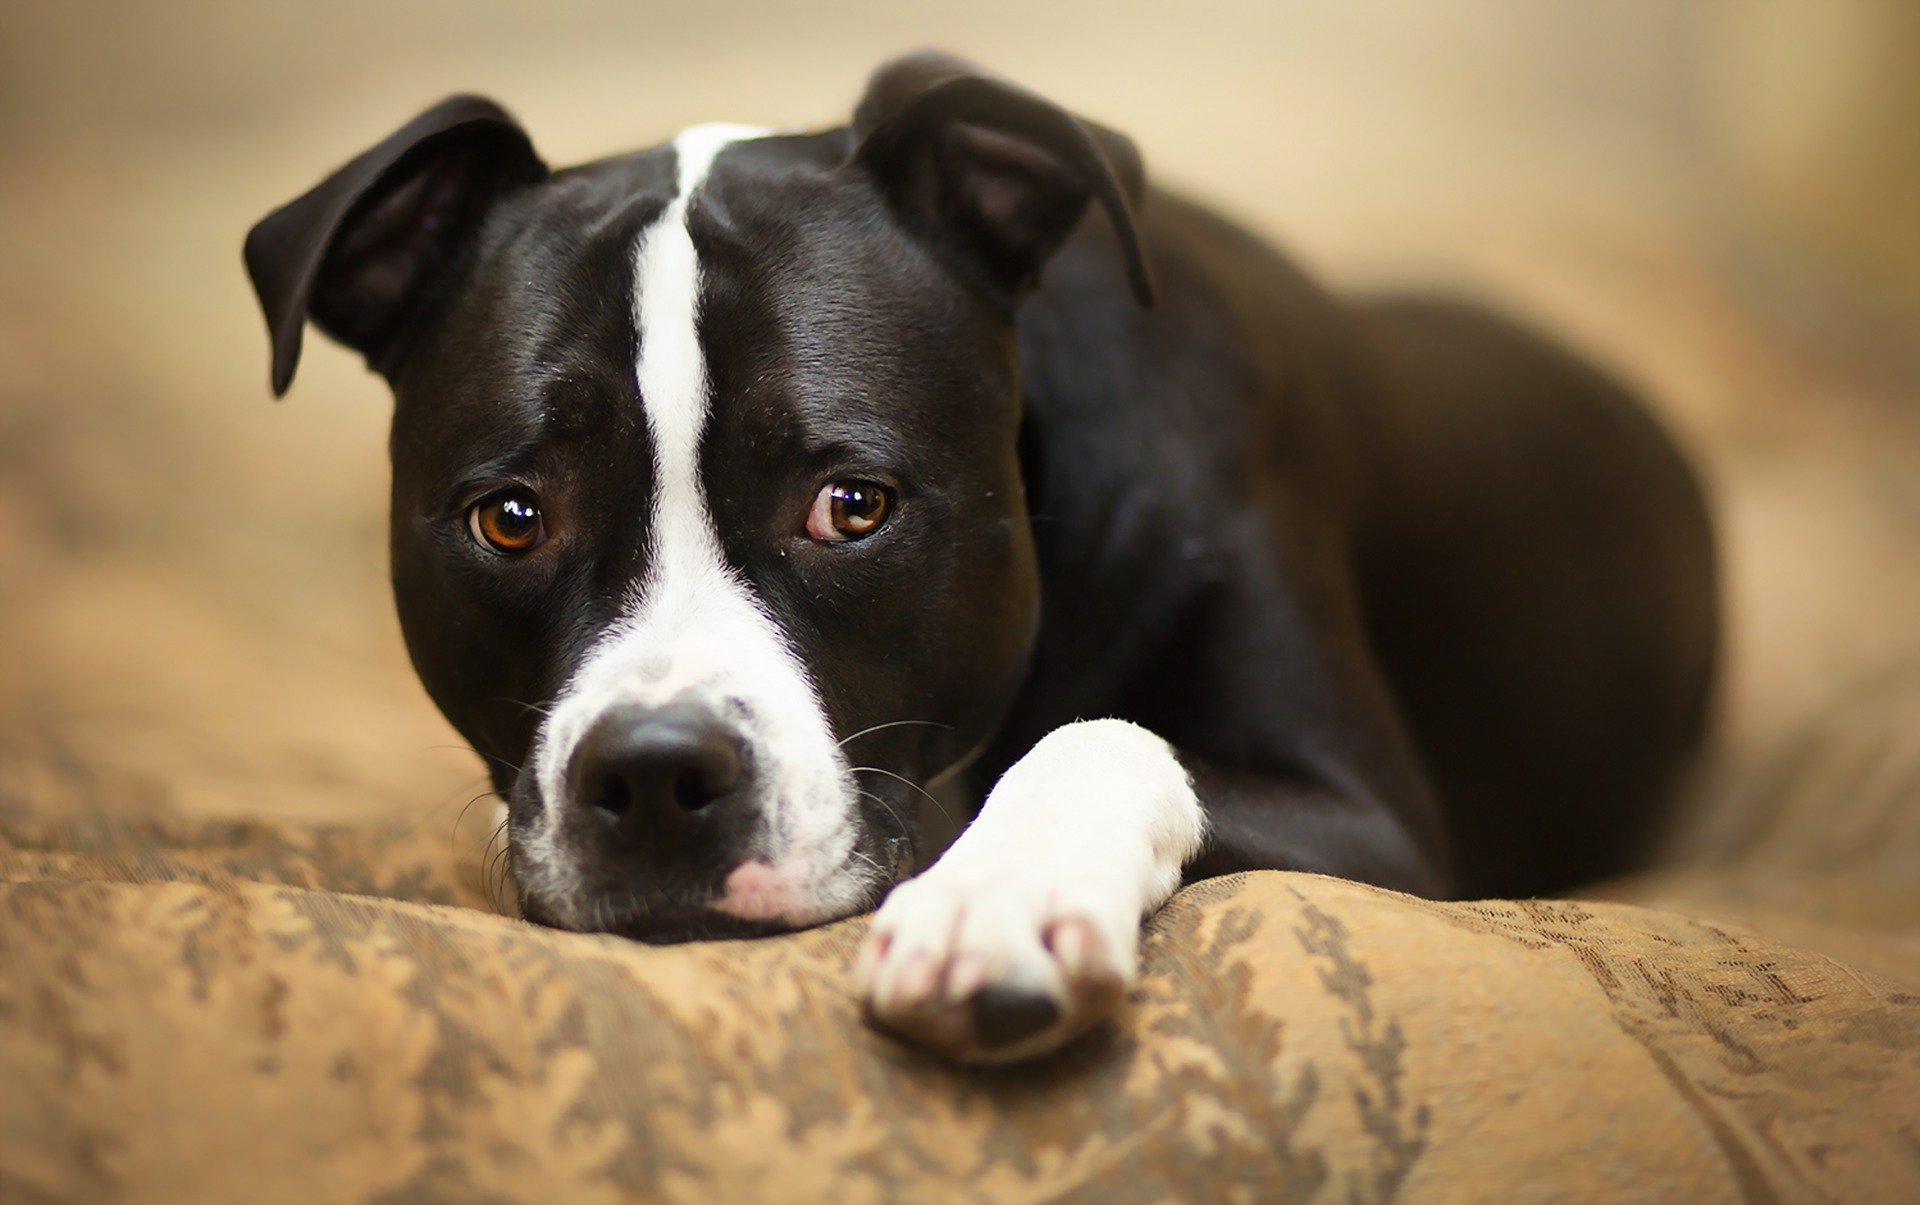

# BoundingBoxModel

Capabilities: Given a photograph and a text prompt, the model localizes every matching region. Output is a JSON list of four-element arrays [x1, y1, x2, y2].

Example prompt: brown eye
[[468, 488, 547, 555], [806, 480, 894, 542]]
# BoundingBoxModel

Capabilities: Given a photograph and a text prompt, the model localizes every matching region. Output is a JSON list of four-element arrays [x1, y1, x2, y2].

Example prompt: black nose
[[566, 702, 746, 835]]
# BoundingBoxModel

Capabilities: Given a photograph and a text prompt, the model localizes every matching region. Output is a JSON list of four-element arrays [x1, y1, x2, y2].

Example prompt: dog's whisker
[[449, 787, 506, 872], [846, 848, 891, 895], [491, 696, 560, 721], [452, 787, 504, 834], [851, 786, 912, 837], [482, 817, 514, 915], [415, 772, 497, 826], [837, 719, 953, 749], [849, 765, 954, 828]]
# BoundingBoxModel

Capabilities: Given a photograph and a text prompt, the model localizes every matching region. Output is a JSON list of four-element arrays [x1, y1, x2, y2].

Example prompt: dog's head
[[244, 53, 1151, 941]]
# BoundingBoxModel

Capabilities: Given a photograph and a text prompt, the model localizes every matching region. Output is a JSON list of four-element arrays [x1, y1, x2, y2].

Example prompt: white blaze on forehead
[[520, 123, 873, 926], [627, 123, 792, 700], [626, 123, 790, 685], [634, 122, 767, 560]]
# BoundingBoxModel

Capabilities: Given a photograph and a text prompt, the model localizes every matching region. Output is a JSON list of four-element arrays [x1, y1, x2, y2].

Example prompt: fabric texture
[[4, 678, 1919, 1202]]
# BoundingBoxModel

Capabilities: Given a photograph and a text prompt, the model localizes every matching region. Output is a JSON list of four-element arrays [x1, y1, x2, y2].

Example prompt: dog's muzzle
[[511, 685, 895, 942]]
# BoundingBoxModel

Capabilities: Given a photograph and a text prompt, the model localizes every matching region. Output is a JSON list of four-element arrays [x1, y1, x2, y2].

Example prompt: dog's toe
[[969, 984, 1062, 1051]]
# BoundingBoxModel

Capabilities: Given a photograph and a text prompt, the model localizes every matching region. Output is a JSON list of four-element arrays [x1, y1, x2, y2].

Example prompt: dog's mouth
[[512, 850, 899, 944], [515, 889, 826, 945], [506, 792, 912, 943], [503, 646, 933, 942]]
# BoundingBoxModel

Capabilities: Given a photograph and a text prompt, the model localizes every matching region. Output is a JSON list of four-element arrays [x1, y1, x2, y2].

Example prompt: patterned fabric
[[5, 691, 1920, 1203]]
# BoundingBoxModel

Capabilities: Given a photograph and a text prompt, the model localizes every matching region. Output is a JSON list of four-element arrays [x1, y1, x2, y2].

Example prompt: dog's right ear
[[243, 96, 547, 397]]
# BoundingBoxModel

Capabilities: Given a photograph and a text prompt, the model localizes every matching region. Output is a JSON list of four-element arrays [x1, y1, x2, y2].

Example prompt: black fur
[[245, 53, 1717, 934]]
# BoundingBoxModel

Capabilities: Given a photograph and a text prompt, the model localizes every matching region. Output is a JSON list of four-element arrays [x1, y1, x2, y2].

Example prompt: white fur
[[518, 124, 876, 927], [861, 718, 1206, 1062]]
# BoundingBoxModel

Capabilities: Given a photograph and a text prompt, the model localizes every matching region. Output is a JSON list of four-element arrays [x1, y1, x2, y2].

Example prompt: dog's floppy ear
[[850, 51, 1153, 308], [243, 95, 547, 397]]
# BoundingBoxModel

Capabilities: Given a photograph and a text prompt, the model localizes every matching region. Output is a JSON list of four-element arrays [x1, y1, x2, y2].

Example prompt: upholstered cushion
[[5, 727, 1918, 1202]]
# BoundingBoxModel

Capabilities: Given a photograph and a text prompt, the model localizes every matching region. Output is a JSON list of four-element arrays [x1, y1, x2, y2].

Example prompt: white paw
[[856, 861, 1138, 1064]]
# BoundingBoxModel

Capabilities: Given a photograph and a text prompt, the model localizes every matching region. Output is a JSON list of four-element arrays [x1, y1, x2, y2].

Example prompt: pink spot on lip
[[713, 859, 813, 922]]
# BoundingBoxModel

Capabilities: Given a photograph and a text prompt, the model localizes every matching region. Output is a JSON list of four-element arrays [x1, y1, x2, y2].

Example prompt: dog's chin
[[517, 893, 816, 945], [513, 854, 896, 945]]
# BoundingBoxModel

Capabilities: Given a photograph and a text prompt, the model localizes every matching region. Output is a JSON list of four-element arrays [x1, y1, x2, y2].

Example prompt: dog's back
[[1001, 194, 1718, 899], [1351, 299, 1717, 897]]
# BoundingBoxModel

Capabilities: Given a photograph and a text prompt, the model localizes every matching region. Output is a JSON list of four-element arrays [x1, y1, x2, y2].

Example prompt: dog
[[244, 52, 1717, 1063]]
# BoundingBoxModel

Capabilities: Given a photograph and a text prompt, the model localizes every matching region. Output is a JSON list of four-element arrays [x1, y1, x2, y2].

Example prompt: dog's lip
[[518, 889, 805, 944], [707, 832, 900, 924], [515, 851, 892, 945]]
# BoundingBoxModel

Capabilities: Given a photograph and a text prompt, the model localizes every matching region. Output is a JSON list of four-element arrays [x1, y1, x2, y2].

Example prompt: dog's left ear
[[850, 51, 1154, 308]]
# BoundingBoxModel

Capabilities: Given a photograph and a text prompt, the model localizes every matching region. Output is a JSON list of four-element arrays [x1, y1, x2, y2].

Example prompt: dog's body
[[246, 54, 1716, 1062]]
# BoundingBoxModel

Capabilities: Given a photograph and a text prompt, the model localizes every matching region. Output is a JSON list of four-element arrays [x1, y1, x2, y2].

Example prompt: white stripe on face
[[519, 125, 875, 927]]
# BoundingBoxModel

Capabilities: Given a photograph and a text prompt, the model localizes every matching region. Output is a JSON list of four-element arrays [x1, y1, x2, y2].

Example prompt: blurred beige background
[[1, 1, 1916, 860]]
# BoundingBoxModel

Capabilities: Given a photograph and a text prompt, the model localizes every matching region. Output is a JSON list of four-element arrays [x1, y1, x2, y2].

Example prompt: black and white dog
[[245, 53, 1716, 1062]]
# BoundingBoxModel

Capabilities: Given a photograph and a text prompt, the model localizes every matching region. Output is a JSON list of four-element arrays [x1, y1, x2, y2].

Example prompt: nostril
[[673, 770, 715, 813], [673, 741, 744, 811], [593, 774, 633, 821]]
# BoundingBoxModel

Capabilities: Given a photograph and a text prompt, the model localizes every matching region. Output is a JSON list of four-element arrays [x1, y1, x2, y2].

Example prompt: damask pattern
[[3, 797, 1917, 1202]]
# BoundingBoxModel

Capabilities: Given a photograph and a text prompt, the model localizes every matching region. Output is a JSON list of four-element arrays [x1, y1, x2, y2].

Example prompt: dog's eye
[[468, 488, 547, 555], [807, 480, 894, 542]]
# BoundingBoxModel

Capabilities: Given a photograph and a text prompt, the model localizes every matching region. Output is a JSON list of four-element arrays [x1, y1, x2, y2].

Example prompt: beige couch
[[5, 673, 1918, 1201]]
